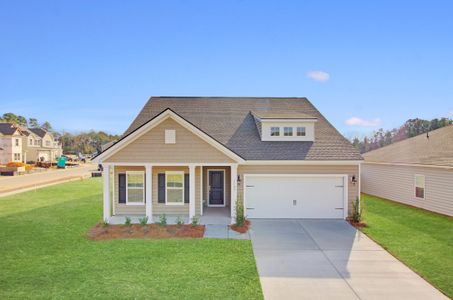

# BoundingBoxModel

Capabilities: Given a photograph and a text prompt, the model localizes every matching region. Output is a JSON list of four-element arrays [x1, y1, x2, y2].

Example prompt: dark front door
[[209, 171, 224, 205]]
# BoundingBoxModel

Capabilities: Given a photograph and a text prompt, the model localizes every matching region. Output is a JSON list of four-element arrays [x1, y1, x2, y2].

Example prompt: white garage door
[[245, 175, 346, 219]]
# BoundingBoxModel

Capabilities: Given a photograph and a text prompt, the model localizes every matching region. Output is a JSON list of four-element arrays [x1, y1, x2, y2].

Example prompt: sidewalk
[[0, 163, 97, 197]]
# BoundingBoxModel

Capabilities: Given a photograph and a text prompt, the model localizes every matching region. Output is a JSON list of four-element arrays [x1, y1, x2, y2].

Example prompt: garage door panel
[[245, 176, 345, 219]]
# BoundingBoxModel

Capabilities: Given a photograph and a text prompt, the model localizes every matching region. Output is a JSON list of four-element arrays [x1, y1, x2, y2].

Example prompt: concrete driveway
[[250, 219, 447, 300]]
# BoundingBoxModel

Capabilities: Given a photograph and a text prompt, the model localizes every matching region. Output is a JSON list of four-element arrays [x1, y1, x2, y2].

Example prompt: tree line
[[351, 117, 452, 153], [1, 112, 120, 154]]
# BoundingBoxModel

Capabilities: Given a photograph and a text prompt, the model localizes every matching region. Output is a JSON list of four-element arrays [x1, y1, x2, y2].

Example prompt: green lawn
[[0, 178, 262, 299], [362, 194, 453, 298]]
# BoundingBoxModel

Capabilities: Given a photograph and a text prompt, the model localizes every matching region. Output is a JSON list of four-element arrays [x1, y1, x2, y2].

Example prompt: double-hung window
[[296, 127, 306, 136], [415, 175, 425, 199], [284, 127, 293, 136], [126, 171, 145, 205], [166, 172, 184, 205], [270, 127, 280, 136]]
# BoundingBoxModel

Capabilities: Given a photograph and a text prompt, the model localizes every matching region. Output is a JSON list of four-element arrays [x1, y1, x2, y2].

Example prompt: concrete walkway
[[0, 163, 96, 197], [250, 219, 447, 300]]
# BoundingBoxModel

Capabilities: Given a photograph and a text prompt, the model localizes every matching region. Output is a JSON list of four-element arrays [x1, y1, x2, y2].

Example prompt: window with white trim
[[284, 127, 293, 136], [126, 171, 145, 205], [296, 127, 306, 136], [415, 175, 425, 199], [14, 153, 21, 161], [15, 139, 19, 146], [166, 171, 184, 205], [270, 127, 280, 136]]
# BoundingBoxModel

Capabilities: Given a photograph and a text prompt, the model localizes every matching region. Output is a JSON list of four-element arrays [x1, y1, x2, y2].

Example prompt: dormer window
[[284, 127, 293, 136], [252, 111, 317, 142], [270, 127, 280, 136], [297, 127, 306, 136]]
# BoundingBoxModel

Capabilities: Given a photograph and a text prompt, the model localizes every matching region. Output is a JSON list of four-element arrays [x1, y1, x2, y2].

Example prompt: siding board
[[362, 163, 453, 216], [105, 118, 235, 163]]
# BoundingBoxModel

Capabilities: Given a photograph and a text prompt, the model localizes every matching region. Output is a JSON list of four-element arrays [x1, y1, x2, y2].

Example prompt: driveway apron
[[250, 219, 447, 300]]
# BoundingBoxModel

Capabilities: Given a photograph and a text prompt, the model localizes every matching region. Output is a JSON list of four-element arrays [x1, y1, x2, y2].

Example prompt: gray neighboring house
[[94, 96, 362, 224], [362, 125, 453, 216]]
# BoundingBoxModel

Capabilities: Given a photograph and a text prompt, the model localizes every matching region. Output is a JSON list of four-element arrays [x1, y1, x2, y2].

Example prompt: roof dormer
[[252, 111, 317, 142]]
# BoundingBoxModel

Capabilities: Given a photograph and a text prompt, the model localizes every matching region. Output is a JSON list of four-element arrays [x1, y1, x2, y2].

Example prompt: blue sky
[[1, 1, 452, 138]]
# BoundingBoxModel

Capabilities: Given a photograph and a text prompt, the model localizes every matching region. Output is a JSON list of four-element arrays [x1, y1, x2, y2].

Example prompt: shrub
[[235, 196, 245, 227], [124, 216, 132, 226], [351, 197, 362, 222], [191, 216, 199, 227], [176, 216, 184, 227], [139, 216, 148, 226], [158, 214, 167, 227]]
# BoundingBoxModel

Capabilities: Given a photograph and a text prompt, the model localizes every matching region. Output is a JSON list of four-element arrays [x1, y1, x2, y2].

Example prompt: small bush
[[235, 196, 245, 227], [139, 216, 148, 226], [191, 216, 199, 227], [158, 214, 167, 227], [351, 197, 362, 222], [176, 216, 184, 227], [124, 216, 132, 226]]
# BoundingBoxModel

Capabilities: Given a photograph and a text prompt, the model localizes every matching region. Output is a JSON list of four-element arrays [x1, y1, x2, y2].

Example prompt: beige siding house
[[94, 97, 362, 224], [362, 125, 453, 216]]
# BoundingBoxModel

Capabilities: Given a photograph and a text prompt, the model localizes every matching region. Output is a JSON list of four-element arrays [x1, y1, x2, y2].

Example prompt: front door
[[209, 170, 225, 206]]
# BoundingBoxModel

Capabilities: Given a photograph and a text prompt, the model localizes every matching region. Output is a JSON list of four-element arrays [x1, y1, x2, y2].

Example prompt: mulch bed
[[229, 219, 251, 234], [347, 218, 367, 229], [88, 223, 205, 240]]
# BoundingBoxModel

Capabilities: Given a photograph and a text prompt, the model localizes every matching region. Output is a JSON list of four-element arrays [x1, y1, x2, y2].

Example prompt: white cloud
[[306, 70, 330, 82], [345, 117, 382, 127], [449, 111, 453, 117]]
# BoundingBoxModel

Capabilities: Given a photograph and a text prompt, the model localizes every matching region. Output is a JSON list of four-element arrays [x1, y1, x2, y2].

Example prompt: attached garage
[[244, 175, 348, 219]]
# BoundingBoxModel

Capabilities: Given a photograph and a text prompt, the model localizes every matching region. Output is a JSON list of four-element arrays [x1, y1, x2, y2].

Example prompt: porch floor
[[109, 206, 231, 225], [200, 206, 231, 225]]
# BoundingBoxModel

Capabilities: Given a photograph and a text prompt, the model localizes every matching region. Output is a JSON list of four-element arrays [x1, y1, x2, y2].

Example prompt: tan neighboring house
[[362, 125, 453, 216], [20, 128, 63, 163], [0, 123, 24, 164], [94, 97, 362, 224]]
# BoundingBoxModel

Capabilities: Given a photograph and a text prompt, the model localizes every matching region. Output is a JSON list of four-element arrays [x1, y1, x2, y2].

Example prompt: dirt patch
[[229, 219, 251, 234], [347, 218, 367, 229], [88, 223, 205, 240]]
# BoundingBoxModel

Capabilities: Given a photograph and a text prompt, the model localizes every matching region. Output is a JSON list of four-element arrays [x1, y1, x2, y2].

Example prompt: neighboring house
[[21, 128, 63, 163], [362, 125, 453, 216], [94, 97, 362, 224], [0, 123, 24, 164]]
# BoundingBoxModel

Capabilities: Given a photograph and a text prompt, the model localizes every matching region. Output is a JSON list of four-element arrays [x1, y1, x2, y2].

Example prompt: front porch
[[102, 163, 238, 225]]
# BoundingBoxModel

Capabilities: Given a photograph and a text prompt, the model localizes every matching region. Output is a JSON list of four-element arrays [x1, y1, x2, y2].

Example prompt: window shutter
[[118, 174, 126, 203], [158, 173, 165, 203], [184, 174, 189, 203]]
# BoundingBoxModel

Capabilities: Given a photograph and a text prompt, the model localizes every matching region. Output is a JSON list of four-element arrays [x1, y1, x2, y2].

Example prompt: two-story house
[[21, 128, 62, 163], [0, 123, 24, 164]]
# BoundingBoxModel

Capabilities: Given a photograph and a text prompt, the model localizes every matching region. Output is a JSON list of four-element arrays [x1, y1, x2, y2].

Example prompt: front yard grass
[[361, 194, 453, 298], [0, 178, 262, 299]]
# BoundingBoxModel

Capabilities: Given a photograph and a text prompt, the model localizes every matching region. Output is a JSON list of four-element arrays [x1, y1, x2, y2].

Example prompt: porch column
[[145, 165, 153, 223], [103, 164, 111, 222], [230, 164, 238, 224], [189, 165, 196, 220]]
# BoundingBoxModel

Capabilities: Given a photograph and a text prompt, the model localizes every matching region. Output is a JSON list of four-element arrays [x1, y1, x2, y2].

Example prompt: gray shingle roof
[[0, 123, 20, 135], [124, 97, 362, 161], [363, 125, 453, 167], [28, 128, 48, 138]]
